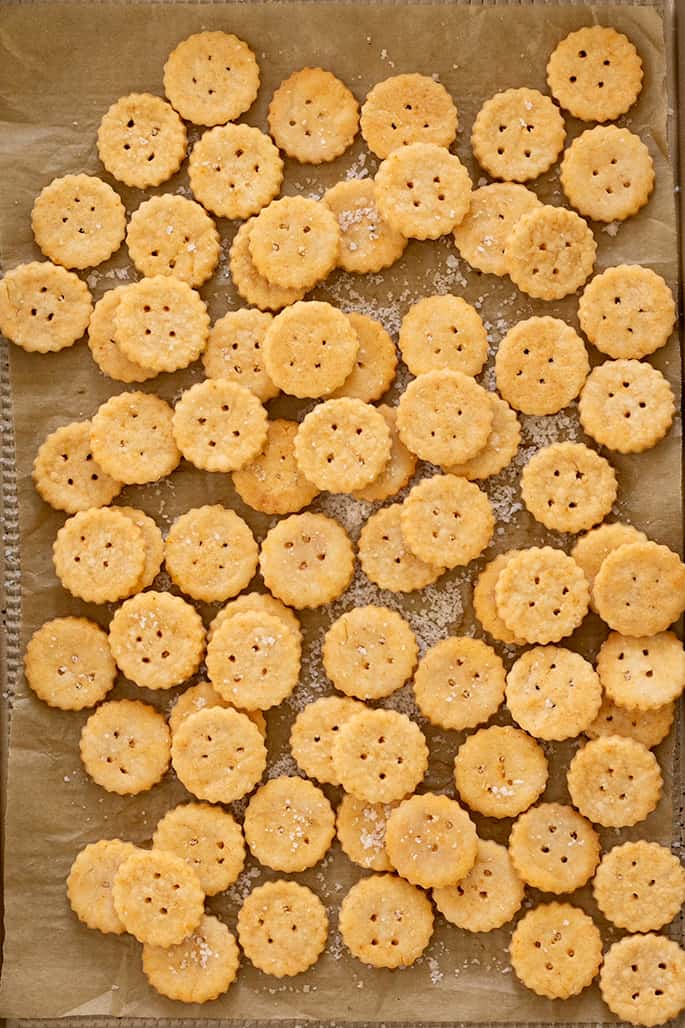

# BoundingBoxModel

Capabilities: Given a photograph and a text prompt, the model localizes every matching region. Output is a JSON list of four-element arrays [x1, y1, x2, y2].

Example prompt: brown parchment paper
[[0, 0, 681, 1021]]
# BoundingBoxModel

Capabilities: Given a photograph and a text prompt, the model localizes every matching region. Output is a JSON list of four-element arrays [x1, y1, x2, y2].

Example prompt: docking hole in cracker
[[108, 590, 205, 690], [0, 260, 93, 353], [164, 504, 258, 603], [269, 67, 359, 164], [80, 699, 171, 795]]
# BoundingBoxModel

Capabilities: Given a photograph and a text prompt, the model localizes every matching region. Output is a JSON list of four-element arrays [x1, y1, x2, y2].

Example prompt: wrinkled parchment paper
[[0, 0, 681, 1021]]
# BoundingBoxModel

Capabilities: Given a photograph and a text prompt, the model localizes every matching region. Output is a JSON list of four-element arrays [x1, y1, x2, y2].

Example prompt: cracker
[[188, 124, 283, 219], [561, 125, 654, 222], [509, 802, 600, 894], [244, 776, 335, 872], [116, 506, 164, 591], [248, 196, 339, 290], [510, 902, 602, 1000], [593, 541, 685, 637], [472, 550, 526, 646], [454, 725, 548, 818], [169, 682, 266, 740], [375, 142, 472, 240], [324, 180, 407, 275], [571, 522, 647, 609], [495, 546, 590, 645], [229, 219, 306, 312], [471, 88, 565, 182], [396, 369, 493, 465], [268, 67, 359, 163], [152, 802, 245, 896], [143, 913, 239, 1003], [203, 308, 278, 402], [385, 793, 478, 889], [586, 693, 675, 749], [31, 173, 126, 269], [322, 604, 418, 700], [33, 420, 122, 513], [399, 294, 488, 378], [594, 840, 685, 934], [0, 260, 92, 353], [453, 183, 541, 277], [401, 473, 494, 569], [97, 92, 187, 189], [290, 696, 366, 785], [336, 794, 397, 871], [339, 873, 433, 969], [80, 699, 170, 795], [351, 405, 416, 502], [600, 933, 685, 1028], [114, 275, 210, 373], [579, 358, 675, 454], [547, 25, 643, 122], [67, 839, 140, 935], [294, 397, 392, 493], [87, 287, 156, 384], [445, 394, 521, 480], [506, 645, 602, 741], [578, 265, 676, 360], [126, 195, 220, 287], [108, 590, 205, 691], [53, 507, 145, 604], [332, 707, 428, 804], [163, 30, 259, 126], [413, 636, 505, 732], [171, 707, 267, 804], [206, 610, 300, 711], [172, 378, 268, 472], [208, 592, 301, 649], [520, 441, 617, 534], [504, 205, 596, 301], [358, 503, 444, 593], [24, 616, 116, 711], [433, 839, 524, 934], [597, 630, 685, 710], [90, 391, 180, 485], [237, 880, 328, 978], [164, 504, 258, 603], [112, 849, 204, 948], [259, 512, 354, 609], [263, 300, 359, 398], [495, 316, 589, 416], [360, 73, 458, 159], [331, 312, 397, 401], [567, 735, 662, 827]]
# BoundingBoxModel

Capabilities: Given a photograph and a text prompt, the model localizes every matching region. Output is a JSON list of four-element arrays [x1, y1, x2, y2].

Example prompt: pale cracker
[[358, 503, 444, 593], [126, 195, 220, 287], [172, 378, 268, 472], [80, 699, 170, 795], [112, 849, 204, 948], [571, 522, 648, 610], [454, 725, 548, 818], [375, 142, 472, 240], [471, 88, 565, 183], [33, 420, 122, 513], [229, 219, 306, 312], [164, 504, 258, 603], [0, 260, 92, 353], [324, 180, 407, 274], [90, 391, 180, 485], [233, 418, 319, 514], [152, 802, 245, 896], [547, 25, 643, 122], [352, 405, 416, 502], [163, 31, 260, 126], [116, 506, 164, 591], [399, 294, 488, 378], [189, 123, 283, 220], [248, 196, 339, 290], [594, 840, 685, 934], [360, 73, 458, 159], [332, 708, 428, 804], [336, 794, 397, 872], [520, 441, 617, 534], [87, 287, 156, 384], [203, 308, 278, 402], [259, 512, 354, 609], [208, 593, 301, 649], [290, 696, 366, 785], [244, 776, 335, 872], [396, 369, 493, 465], [453, 183, 541, 277], [600, 933, 685, 1028], [331, 312, 397, 401], [445, 394, 521, 480], [385, 793, 478, 889], [495, 546, 590, 645], [31, 173, 125, 269], [171, 707, 266, 804], [593, 541, 685, 637], [108, 590, 205, 691], [263, 300, 359, 398], [294, 397, 392, 493], [413, 636, 505, 732], [578, 265, 676, 360], [561, 125, 654, 222], [53, 507, 145, 604], [586, 693, 675, 749], [509, 802, 600, 894], [433, 839, 524, 934], [495, 316, 589, 416], [268, 67, 359, 163], [25, 616, 116, 711], [114, 275, 209, 373], [237, 880, 328, 978], [504, 204, 596, 301], [322, 605, 418, 701], [143, 913, 239, 1003], [97, 92, 187, 189], [510, 902, 603, 1000], [506, 645, 602, 741], [567, 735, 663, 827], [67, 839, 140, 935], [206, 610, 300, 711], [597, 630, 685, 710], [472, 550, 526, 645], [579, 358, 675, 454], [339, 873, 433, 969], [401, 473, 494, 569], [169, 682, 266, 739]]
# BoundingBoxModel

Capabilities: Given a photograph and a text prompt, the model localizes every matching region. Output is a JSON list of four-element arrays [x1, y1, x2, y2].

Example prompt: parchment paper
[[0, 0, 681, 1021]]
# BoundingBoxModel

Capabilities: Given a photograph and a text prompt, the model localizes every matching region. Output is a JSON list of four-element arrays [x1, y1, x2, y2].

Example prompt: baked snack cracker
[[471, 88, 565, 182], [169, 682, 266, 740], [164, 504, 258, 602], [578, 265, 676, 360], [53, 507, 145, 603], [375, 142, 472, 239], [153, 802, 245, 896], [322, 605, 417, 700], [163, 30, 259, 126], [504, 204, 596, 300], [339, 874, 433, 969], [263, 300, 359, 398], [360, 72, 457, 158], [33, 420, 122, 513], [600, 934, 685, 1027], [385, 793, 478, 889], [571, 522, 647, 609], [358, 503, 444, 593], [433, 839, 524, 933], [188, 123, 283, 219], [396, 369, 493, 465], [401, 473, 494, 569], [567, 735, 663, 827], [24, 616, 116, 711], [294, 397, 391, 493], [229, 219, 306, 312], [209, 592, 301, 648], [505, 645, 601, 740], [259, 512, 354, 609], [414, 636, 505, 731], [445, 394, 521, 480], [206, 610, 300, 711], [331, 312, 397, 401], [452, 183, 541, 276], [249, 196, 339, 290], [593, 541, 685, 636], [332, 707, 428, 803], [116, 506, 164, 591], [67, 839, 139, 935], [31, 173, 126, 269], [520, 441, 617, 534], [87, 287, 156, 384], [472, 550, 526, 645], [80, 699, 170, 795], [90, 391, 180, 485], [0, 261, 92, 353], [324, 180, 407, 275], [494, 546, 589, 645], [547, 25, 643, 122], [268, 67, 359, 163], [112, 849, 204, 947], [202, 308, 278, 402], [143, 913, 239, 1003], [579, 359, 675, 454], [97, 93, 187, 189], [593, 840, 685, 933], [244, 776, 335, 872], [126, 194, 220, 287], [561, 125, 654, 222], [454, 725, 548, 818], [237, 881, 328, 978], [337, 795, 397, 872], [597, 630, 685, 710], [399, 294, 488, 378], [291, 696, 365, 785], [495, 316, 589, 416], [171, 707, 267, 804], [172, 378, 268, 472], [586, 694, 675, 749], [510, 902, 602, 999], [233, 419, 319, 515], [352, 405, 416, 502], [114, 275, 210, 373], [509, 802, 600, 893]]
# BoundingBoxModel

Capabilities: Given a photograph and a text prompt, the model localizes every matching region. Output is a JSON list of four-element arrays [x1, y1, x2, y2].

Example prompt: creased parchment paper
[[0, 1, 681, 1021]]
